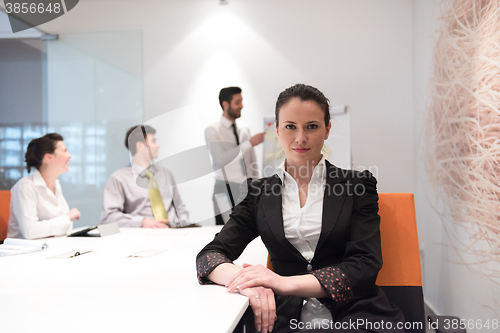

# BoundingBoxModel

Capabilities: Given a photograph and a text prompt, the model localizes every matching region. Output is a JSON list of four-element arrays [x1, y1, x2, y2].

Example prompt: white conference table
[[0, 226, 268, 333]]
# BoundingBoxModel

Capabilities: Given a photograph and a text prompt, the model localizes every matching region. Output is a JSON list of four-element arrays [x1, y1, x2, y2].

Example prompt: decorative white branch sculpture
[[426, 0, 500, 281]]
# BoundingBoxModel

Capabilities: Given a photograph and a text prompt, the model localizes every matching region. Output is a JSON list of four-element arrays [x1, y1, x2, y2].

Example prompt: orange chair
[[376, 194, 464, 333], [0, 191, 11, 242], [266, 193, 426, 332], [376, 193, 425, 333]]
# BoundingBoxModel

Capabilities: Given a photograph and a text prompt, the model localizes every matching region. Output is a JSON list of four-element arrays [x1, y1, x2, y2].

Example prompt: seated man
[[100, 125, 189, 228]]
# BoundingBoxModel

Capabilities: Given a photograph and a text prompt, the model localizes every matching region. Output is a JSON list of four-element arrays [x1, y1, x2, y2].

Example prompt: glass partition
[[0, 32, 143, 228], [45, 31, 143, 227]]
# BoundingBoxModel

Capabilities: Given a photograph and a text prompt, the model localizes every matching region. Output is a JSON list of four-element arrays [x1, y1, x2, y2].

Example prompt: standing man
[[101, 125, 189, 228], [205, 87, 264, 225]]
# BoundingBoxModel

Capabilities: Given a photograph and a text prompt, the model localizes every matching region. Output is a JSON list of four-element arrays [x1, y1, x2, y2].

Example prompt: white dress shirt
[[205, 116, 259, 183], [276, 156, 333, 322], [276, 156, 326, 262], [7, 169, 72, 240], [100, 163, 189, 227]]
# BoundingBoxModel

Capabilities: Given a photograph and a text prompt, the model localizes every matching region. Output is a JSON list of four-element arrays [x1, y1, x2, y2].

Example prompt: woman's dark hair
[[275, 84, 330, 126], [25, 133, 64, 173]]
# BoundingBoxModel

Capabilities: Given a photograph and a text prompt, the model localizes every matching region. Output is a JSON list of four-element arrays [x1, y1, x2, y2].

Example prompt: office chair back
[[0, 191, 11, 242], [376, 193, 422, 286], [377, 193, 425, 333], [266, 193, 425, 333]]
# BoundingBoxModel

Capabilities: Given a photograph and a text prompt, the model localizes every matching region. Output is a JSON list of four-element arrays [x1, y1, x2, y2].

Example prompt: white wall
[[36, 0, 415, 195], [413, 0, 499, 329]]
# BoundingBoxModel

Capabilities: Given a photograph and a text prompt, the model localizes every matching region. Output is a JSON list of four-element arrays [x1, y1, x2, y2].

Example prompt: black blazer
[[197, 161, 404, 331]]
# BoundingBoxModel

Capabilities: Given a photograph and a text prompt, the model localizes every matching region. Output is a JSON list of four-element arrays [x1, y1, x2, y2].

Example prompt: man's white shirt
[[204, 116, 258, 183]]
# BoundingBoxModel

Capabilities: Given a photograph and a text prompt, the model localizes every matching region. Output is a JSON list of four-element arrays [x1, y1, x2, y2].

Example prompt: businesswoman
[[197, 84, 404, 332], [7, 133, 80, 239]]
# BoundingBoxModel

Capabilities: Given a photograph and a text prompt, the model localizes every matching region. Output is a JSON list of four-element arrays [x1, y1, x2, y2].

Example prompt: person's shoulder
[[9, 174, 36, 197], [249, 176, 266, 187], [205, 120, 222, 132], [13, 173, 36, 188], [108, 166, 133, 180], [155, 165, 173, 175], [324, 160, 376, 182], [235, 119, 250, 129], [246, 175, 279, 191]]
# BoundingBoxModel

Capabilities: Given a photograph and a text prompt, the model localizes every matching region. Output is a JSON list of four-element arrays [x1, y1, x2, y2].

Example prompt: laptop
[[167, 221, 202, 228], [67, 225, 98, 237], [67, 223, 120, 237]]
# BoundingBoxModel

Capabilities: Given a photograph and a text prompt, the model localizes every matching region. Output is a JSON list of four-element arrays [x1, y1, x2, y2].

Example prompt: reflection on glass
[[6, 168, 22, 180], [1, 31, 143, 227], [0, 125, 47, 189], [23, 125, 45, 140], [0, 123, 109, 189], [0, 141, 22, 166], [5, 127, 22, 139]]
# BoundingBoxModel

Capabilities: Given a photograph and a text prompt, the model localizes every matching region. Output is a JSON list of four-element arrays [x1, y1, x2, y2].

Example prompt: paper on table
[[48, 250, 93, 259], [127, 249, 167, 258], [0, 238, 48, 256]]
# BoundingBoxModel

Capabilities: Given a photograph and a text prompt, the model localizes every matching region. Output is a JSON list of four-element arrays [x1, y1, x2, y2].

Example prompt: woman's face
[[46, 141, 72, 174], [276, 97, 331, 166]]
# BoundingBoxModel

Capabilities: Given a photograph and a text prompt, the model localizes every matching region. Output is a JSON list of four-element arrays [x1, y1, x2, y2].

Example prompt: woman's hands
[[226, 264, 283, 332], [141, 218, 170, 228], [227, 263, 289, 296], [222, 263, 327, 331], [238, 286, 276, 333], [66, 208, 81, 221], [227, 262, 329, 296]]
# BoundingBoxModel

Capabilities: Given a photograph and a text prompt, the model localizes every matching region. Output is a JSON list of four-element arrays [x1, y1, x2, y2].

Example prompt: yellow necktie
[[145, 170, 169, 220]]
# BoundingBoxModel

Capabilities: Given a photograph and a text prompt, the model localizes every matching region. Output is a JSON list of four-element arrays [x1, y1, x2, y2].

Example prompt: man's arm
[[100, 175, 144, 227]]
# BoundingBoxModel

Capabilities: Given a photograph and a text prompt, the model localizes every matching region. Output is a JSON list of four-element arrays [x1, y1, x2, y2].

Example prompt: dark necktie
[[231, 123, 240, 145]]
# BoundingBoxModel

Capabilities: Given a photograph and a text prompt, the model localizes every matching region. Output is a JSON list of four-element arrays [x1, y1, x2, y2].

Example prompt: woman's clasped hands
[[227, 264, 288, 333], [227, 263, 288, 294]]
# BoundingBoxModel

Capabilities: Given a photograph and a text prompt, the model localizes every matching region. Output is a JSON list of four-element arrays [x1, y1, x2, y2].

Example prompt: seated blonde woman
[[197, 84, 404, 333], [8, 133, 80, 239]]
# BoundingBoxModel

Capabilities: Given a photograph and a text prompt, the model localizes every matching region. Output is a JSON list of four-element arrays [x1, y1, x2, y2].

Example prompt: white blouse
[[276, 156, 327, 262], [7, 169, 72, 239], [276, 156, 333, 322]]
